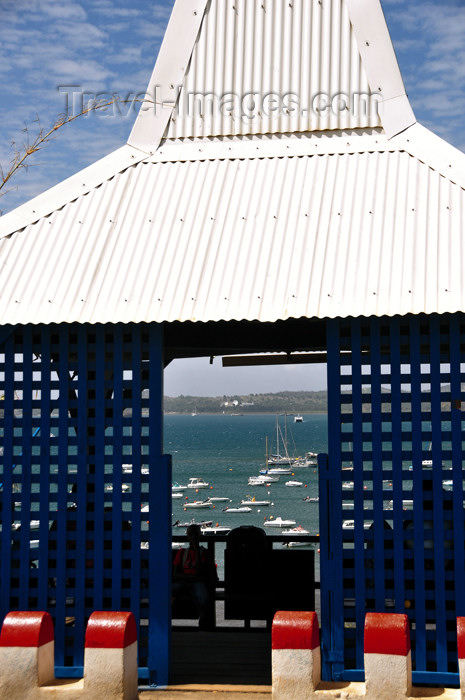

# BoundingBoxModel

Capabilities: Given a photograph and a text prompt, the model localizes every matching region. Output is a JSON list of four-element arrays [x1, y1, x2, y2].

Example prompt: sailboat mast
[[276, 416, 279, 457]]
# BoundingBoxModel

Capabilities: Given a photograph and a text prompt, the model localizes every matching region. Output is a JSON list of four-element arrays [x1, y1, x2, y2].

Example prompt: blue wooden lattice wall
[[0, 322, 171, 685], [320, 313, 465, 686]]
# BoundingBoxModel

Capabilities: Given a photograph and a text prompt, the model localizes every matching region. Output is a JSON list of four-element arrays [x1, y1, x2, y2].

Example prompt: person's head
[[186, 524, 201, 544]]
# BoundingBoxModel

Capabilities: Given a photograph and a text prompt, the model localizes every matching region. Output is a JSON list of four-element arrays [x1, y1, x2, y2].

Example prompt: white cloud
[[38, 0, 88, 21]]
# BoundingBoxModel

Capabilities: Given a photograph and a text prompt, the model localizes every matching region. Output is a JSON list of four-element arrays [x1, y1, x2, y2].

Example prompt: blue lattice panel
[[0, 323, 170, 684], [320, 313, 465, 686]]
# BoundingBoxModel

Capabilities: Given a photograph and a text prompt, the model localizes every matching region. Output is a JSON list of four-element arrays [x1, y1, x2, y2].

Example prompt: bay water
[[165, 413, 328, 538]]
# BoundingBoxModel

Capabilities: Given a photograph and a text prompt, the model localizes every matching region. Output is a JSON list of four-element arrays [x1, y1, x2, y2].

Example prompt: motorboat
[[259, 466, 292, 476], [222, 506, 252, 513], [282, 525, 310, 535], [187, 477, 209, 489], [291, 457, 312, 468], [240, 497, 271, 506], [303, 496, 319, 502], [201, 524, 232, 534], [172, 482, 188, 492], [172, 492, 184, 499], [283, 541, 313, 548], [184, 500, 212, 509], [289, 451, 318, 467], [294, 415, 303, 423], [263, 517, 296, 528], [342, 520, 372, 529], [173, 518, 213, 528], [249, 474, 279, 484], [285, 480, 303, 487], [207, 496, 231, 502], [247, 477, 268, 486]]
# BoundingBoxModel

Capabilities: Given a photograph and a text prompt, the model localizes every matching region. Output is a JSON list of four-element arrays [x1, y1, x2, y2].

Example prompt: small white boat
[[247, 477, 268, 486], [184, 500, 212, 509], [201, 525, 232, 534], [263, 517, 296, 528], [285, 480, 303, 487], [222, 506, 252, 513], [342, 520, 372, 530], [240, 497, 271, 506], [173, 518, 213, 528], [291, 452, 318, 467], [291, 457, 312, 468], [207, 496, 230, 502], [249, 474, 279, 484], [172, 492, 184, 499], [187, 477, 209, 489], [284, 541, 313, 548], [172, 483, 188, 492], [294, 415, 303, 423], [259, 467, 292, 476], [303, 496, 319, 502], [282, 525, 310, 535]]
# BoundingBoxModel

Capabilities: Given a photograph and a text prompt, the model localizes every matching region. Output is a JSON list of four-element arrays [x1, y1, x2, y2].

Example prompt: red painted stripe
[[364, 613, 410, 656], [457, 618, 465, 659], [272, 611, 319, 650], [85, 612, 137, 649], [0, 611, 54, 648]]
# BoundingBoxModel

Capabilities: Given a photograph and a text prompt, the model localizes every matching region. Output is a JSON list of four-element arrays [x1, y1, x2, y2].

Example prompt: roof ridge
[[128, 0, 415, 150]]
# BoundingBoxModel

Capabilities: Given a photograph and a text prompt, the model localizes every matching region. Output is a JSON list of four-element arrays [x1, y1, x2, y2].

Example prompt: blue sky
[[0, 0, 464, 396]]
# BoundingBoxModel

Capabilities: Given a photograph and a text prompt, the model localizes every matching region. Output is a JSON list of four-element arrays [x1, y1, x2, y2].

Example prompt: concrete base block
[[272, 646, 320, 699], [0, 642, 54, 700], [460, 658, 465, 699], [84, 642, 138, 700], [365, 650, 412, 700]]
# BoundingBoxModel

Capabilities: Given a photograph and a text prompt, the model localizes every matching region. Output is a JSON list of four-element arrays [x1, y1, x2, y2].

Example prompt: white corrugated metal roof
[[0, 128, 464, 326], [0, 0, 464, 327], [164, 0, 381, 139]]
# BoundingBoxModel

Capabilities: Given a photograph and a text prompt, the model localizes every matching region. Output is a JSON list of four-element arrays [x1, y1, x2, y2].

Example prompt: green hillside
[[163, 390, 327, 414]]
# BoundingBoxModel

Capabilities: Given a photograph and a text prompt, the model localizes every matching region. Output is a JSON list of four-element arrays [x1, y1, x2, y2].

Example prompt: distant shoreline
[[164, 411, 327, 415], [163, 390, 328, 415]]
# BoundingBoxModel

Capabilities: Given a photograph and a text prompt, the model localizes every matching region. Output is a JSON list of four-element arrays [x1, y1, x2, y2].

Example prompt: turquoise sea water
[[164, 413, 328, 536]]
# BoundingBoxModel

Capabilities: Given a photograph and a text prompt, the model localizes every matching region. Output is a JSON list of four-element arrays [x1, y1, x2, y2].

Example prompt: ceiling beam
[[222, 353, 327, 367]]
